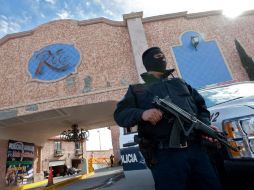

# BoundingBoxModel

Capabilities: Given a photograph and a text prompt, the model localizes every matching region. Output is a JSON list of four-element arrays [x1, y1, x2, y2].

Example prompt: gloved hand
[[201, 125, 222, 148], [142, 108, 163, 125]]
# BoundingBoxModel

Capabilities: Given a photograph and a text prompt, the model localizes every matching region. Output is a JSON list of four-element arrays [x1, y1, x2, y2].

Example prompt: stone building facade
[[0, 9, 253, 188]]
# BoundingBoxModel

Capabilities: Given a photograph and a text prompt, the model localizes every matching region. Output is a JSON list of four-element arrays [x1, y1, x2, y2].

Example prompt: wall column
[[34, 145, 44, 182], [110, 125, 120, 165], [0, 140, 8, 189], [36, 146, 42, 173], [123, 12, 148, 83]]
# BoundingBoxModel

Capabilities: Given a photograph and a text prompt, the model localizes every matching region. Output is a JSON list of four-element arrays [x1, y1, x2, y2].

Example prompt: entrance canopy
[[0, 101, 117, 145]]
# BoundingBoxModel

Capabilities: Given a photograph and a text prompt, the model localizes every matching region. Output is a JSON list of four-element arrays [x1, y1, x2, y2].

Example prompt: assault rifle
[[153, 96, 239, 152]]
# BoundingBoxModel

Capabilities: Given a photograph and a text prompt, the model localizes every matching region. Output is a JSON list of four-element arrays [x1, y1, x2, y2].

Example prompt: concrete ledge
[[123, 12, 143, 20], [78, 17, 125, 27], [0, 31, 34, 46], [10, 172, 94, 190]]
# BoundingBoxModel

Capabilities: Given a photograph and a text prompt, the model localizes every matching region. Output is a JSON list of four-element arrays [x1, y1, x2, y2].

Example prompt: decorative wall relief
[[66, 76, 76, 87], [28, 43, 80, 82], [172, 31, 232, 88], [83, 76, 92, 93], [25, 104, 38, 112], [120, 79, 128, 86], [0, 109, 17, 120]]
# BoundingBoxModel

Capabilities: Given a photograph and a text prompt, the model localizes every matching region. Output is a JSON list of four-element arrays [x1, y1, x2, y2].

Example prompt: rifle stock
[[153, 96, 239, 152]]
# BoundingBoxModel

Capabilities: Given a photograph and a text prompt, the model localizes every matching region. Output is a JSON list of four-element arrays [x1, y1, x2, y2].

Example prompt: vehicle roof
[[198, 80, 254, 92]]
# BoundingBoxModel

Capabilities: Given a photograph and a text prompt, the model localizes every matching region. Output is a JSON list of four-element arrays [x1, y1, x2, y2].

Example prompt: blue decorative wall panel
[[28, 43, 80, 82], [172, 31, 232, 88]]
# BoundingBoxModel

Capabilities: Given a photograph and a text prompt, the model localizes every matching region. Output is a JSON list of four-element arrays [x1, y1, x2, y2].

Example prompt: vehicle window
[[199, 83, 254, 108]]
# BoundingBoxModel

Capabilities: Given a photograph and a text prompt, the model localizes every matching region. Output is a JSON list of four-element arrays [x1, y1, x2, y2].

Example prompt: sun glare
[[223, 9, 244, 18]]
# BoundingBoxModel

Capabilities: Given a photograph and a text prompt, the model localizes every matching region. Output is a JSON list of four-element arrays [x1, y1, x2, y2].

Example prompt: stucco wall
[[0, 13, 252, 116], [143, 14, 253, 81], [0, 20, 137, 111], [0, 140, 8, 189]]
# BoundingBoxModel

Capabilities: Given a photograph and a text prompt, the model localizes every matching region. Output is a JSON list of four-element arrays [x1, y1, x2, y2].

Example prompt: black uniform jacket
[[114, 73, 211, 141]]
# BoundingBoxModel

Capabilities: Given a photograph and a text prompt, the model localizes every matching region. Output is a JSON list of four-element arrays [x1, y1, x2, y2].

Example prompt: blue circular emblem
[[28, 43, 80, 81]]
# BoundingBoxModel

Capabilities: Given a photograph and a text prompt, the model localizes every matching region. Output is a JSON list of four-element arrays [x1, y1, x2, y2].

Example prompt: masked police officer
[[114, 47, 222, 190]]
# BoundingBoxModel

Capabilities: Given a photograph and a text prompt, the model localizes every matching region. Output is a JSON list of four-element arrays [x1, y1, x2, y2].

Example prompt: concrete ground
[[9, 166, 154, 190], [59, 166, 123, 190]]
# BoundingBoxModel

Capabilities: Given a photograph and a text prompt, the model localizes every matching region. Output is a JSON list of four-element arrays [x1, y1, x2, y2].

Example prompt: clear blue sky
[[1, 0, 254, 38]]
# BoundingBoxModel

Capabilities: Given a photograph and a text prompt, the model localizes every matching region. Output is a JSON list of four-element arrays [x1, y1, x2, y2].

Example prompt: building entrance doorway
[[72, 159, 82, 169]]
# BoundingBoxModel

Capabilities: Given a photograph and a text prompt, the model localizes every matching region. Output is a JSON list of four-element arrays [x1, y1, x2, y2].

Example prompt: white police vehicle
[[119, 81, 254, 189]]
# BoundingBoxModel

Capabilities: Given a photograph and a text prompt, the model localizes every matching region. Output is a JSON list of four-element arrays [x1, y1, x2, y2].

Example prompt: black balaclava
[[142, 47, 167, 73]]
